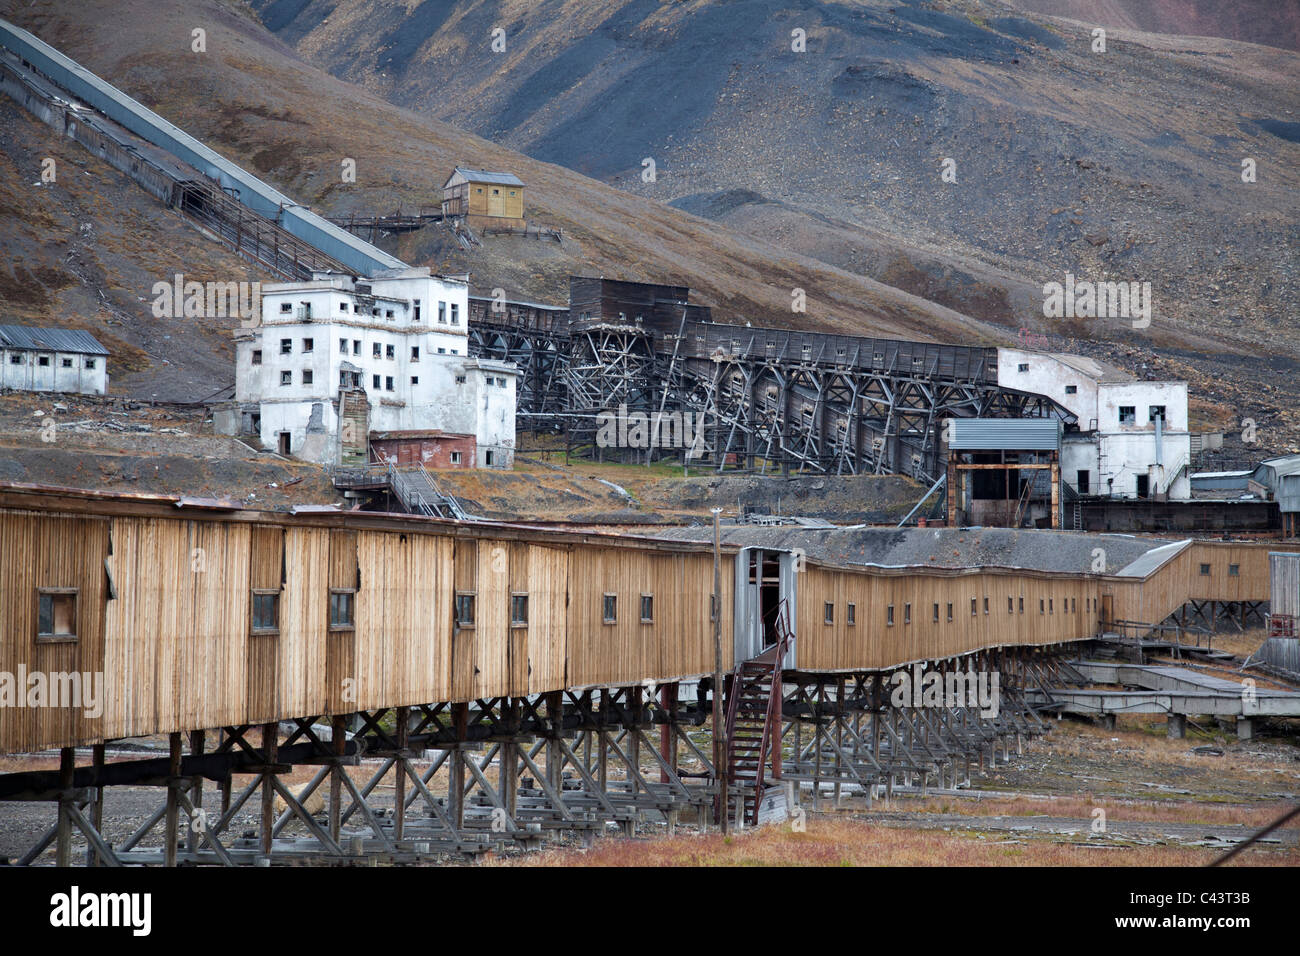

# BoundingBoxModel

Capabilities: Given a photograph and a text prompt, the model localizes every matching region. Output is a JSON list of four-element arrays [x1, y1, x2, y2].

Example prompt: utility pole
[[712, 506, 729, 834]]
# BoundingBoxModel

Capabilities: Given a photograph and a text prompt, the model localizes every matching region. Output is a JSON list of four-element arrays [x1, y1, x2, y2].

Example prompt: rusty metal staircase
[[723, 601, 791, 827]]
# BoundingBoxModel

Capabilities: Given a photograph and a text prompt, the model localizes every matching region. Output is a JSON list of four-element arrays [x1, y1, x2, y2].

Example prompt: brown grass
[[500, 818, 1298, 867]]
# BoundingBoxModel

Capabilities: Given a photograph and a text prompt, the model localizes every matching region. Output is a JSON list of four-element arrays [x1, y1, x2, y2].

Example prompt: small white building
[[0, 325, 108, 395], [231, 267, 517, 467], [998, 349, 1191, 500]]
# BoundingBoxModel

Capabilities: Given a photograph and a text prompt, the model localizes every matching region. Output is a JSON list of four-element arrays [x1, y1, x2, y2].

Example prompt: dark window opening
[[511, 593, 529, 627], [252, 590, 280, 633], [36, 588, 77, 642], [329, 589, 355, 630], [455, 592, 476, 627], [641, 594, 654, 623], [603, 594, 617, 624]]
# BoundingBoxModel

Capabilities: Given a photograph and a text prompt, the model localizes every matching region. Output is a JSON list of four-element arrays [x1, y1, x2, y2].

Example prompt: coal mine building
[[441, 168, 525, 229]]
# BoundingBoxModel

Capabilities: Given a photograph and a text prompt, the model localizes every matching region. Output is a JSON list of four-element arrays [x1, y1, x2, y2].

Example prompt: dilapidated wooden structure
[[1, 483, 1293, 865]]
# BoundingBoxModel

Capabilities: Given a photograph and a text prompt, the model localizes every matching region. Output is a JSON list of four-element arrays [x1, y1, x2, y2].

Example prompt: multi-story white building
[[230, 267, 517, 467], [998, 348, 1191, 500], [0, 325, 108, 395]]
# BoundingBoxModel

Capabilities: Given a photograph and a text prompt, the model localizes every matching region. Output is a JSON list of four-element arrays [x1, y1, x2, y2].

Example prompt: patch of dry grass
[[501, 818, 1298, 867]]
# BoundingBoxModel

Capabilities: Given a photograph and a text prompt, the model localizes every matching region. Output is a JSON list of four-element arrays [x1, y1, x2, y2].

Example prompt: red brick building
[[369, 430, 477, 469]]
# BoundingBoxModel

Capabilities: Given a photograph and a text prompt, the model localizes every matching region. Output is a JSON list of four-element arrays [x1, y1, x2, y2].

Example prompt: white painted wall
[[0, 349, 106, 395], [996, 348, 1100, 426], [234, 269, 516, 465]]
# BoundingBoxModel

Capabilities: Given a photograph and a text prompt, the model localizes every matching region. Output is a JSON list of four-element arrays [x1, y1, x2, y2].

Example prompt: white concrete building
[[998, 349, 1191, 500], [0, 325, 108, 395], [231, 268, 517, 467]]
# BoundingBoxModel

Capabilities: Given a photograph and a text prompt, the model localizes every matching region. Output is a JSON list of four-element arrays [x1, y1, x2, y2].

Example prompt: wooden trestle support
[[0, 649, 1070, 866]]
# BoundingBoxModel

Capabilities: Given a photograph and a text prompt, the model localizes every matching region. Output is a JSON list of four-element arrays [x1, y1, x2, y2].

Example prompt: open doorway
[[278, 431, 292, 456]]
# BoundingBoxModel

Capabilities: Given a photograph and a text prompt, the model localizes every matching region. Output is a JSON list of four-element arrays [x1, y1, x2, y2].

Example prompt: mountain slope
[[251, 0, 1300, 359]]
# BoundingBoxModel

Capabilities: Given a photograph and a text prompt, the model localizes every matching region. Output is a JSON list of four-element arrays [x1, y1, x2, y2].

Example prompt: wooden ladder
[[723, 602, 791, 827]]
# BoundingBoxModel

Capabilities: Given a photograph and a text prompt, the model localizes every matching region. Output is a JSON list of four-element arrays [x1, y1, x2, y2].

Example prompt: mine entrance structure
[[469, 277, 1078, 482], [945, 418, 1064, 529]]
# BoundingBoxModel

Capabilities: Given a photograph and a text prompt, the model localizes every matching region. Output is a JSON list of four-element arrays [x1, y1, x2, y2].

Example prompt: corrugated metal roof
[[0, 325, 108, 355], [1279, 473, 1300, 514], [948, 417, 1062, 451], [452, 167, 525, 187]]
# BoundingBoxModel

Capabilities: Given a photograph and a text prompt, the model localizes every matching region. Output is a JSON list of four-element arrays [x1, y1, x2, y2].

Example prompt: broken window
[[1118, 406, 1136, 424], [1148, 405, 1166, 423], [36, 588, 77, 643], [280, 338, 292, 354], [251, 350, 262, 365]]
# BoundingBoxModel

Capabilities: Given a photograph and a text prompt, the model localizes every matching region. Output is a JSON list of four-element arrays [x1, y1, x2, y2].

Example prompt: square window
[[252, 350, 262, 365], [847, 603, 856, 626], [455, 592, 476, 627], [340, 302, 348, 312], [411, 376, 419, 386], [280, 302, 292, 313], [603, 593, 617, 624], [496, 377, 506, 388], [1065, 385, 1077, 394], [280, 371, 292, 386], [38, 355, 49, 366], [386, 309, 394, 319], [438, 347, 446, 355], [8, 354, 20, 364], [1229, 564, 1239, 576], [450, 451, 462, 465], [1200, 564, 1211, 575], [329, 589, 355, 630], [1119, 406, 1136, 424], [641, 594, 654, 623], [511, 593, 529, 627], [302, 370, 313, 385], [251, 590, 280, 633], [455, 375, 466, 385], [61, 358, 72, 368], [1149, 405, 1166, 423], [302, 338, 313, 352], [824, 602, 834, 625], [280, 338, 292, 354], [1017, 363, 1029, 372], [85, 359, 95, 370], [36, 588, 77, 642]]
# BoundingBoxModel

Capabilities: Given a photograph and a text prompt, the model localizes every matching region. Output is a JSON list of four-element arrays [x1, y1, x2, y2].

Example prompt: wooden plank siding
[[2, 486, 1297, 756], [796, 566, 1100, 672]]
